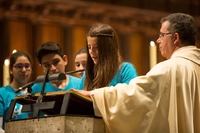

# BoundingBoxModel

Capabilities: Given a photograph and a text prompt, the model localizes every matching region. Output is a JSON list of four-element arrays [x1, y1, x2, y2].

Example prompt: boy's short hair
[[36, 41, 64, 64]]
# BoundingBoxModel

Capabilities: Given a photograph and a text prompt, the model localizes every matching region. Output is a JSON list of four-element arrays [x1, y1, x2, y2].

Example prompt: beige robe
[[91, 46, 200, 133]]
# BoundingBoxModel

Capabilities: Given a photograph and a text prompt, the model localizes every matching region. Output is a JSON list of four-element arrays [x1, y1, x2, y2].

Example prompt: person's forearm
[[0, 127, 4, 133]]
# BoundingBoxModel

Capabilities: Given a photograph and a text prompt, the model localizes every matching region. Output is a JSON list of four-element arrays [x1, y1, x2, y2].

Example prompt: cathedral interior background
[[0, 0, 199, 85]]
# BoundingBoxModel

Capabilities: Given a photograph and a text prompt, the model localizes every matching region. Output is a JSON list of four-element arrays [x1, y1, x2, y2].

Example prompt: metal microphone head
[[35, 73, 66, 83]]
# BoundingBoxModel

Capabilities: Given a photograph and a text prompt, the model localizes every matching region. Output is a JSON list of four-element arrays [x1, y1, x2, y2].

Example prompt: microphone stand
[[36, 69, 49, 103], [32, 69, 56, 117], [65, 69, 84, 75]]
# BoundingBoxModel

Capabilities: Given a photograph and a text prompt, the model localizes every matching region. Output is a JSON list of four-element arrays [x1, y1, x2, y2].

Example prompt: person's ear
[[174, 33, 180, 44], [63, 55, 68, 66], [9, 70, 12, 75], [39, 64, 45, 72]]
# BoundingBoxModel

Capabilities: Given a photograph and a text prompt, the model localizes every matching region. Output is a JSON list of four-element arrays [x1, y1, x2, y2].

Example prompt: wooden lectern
[[5, 91, 105, 133]]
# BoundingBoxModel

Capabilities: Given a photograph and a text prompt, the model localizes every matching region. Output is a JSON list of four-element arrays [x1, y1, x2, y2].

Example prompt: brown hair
[[84, 23, 123, 91]]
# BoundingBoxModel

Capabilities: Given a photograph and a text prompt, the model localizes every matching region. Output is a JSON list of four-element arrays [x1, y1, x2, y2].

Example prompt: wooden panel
[[8, 20, 31, 54], [65, 26, 87, 72], [32, 24, 63, 79], [72, 26, 87, 55], [40, 24, 63, 45], [129, 33, 149, 75], [0, 20, 9, 86], [6, 20, 33, 81]]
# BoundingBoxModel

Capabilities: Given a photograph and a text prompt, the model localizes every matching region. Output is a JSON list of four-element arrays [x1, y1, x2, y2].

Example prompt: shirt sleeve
[[0, 89, 5, 117], [119, 62, 138, 84]]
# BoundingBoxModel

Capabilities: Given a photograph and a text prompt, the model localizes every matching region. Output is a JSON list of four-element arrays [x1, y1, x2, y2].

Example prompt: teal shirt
[[0, 85, 29, 129], [31, 75, 81, 94], [78, 62, 138, 90]]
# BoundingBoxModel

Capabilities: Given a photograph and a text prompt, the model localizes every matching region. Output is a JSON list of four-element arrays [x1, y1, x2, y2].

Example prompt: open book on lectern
[[6, 90, 95, 122]]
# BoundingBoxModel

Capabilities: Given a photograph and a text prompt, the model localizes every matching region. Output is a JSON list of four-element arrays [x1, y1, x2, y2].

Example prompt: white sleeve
[[0, 117, 4, 133], [90, 91, 102, 117], [0, 117, 3, 128]]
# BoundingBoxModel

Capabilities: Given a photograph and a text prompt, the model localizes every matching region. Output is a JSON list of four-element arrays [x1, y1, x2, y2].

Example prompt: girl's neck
[[10, 82, 20, 91], [10, 81, 26, 91]]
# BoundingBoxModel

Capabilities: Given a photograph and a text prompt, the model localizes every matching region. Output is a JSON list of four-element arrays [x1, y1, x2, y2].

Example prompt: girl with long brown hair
[[79, 23, 138, 91]]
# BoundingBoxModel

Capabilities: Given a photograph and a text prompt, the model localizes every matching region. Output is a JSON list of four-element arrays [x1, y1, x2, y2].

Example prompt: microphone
[[33, 69, 84, 83], [15, 73, 66, 93], [35, 73, 66, 83], [65, 69, 84, 75]]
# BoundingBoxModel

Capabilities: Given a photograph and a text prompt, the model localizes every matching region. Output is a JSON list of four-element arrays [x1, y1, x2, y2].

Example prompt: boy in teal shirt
[[32, 42, 81, 94]]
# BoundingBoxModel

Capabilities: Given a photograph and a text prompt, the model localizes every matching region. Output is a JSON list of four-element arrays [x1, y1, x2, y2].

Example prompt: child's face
[[87, 36, 98, 64], [75, 53, 87, 78], [40, 53, 67, 74]]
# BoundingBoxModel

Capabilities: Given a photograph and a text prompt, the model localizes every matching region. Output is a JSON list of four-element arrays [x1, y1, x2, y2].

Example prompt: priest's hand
[[0, 127, 4, 133], [71, 89, 91, 98]]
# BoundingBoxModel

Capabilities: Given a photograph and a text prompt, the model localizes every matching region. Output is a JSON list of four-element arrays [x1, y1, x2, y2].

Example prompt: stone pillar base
[[5, 116, 105, 133]]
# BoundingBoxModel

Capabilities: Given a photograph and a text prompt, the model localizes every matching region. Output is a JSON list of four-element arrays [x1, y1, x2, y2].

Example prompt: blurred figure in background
[[0, 51, 32, 132], [74, 47, 87, 78]]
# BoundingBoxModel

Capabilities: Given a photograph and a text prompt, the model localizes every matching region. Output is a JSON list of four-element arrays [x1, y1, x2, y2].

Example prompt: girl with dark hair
[[74, 48, 87, 78], [0, 51, 32, 131]]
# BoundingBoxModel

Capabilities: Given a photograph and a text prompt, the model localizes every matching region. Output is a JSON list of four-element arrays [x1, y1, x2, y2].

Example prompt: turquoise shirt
[[31, 75, 81, 94], [78, 62, 138, 90], [0, 85, 29, 129]]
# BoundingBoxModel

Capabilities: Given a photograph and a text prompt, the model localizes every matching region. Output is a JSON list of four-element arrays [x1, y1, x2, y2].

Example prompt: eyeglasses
[[158, 32, 172, 39], [13, 63, 31, 70]]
